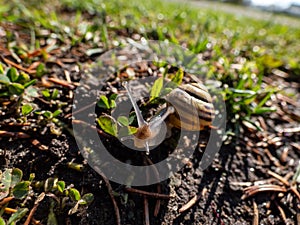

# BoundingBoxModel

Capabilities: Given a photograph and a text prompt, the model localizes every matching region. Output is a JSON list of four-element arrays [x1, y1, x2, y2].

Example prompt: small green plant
[[0, 168, 94, 224], [41, 88, 60, 101], [223, 69, 278, 133], [0, 65, 39, 121], [35, 109, 62, 120], [0, 168, 31, 224], [42, 177, 94, 216], [150, 66, 183, 102], [97, 94, 117, 109], [0, 67, 36, 97], [34, 109, 63, 135]]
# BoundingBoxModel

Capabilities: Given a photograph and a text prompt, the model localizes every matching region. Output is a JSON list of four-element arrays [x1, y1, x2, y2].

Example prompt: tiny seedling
[[41, 88, 60, 101], [0, 168, 94, 224], [97, 94, 117, 109], [0, 67, 36, 97], [0, 168, 31, 224]]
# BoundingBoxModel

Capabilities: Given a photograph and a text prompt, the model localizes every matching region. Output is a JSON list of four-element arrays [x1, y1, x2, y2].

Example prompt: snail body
[[123, 80, 214, 154]]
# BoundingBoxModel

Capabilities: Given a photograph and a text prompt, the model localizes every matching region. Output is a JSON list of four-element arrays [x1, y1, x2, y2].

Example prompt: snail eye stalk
[[123, 82, 151, 154], [123, 82, 147, 127]]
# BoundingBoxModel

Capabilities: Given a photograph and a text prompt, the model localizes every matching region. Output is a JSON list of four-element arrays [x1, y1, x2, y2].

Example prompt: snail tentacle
[[123, 82, 147, 127]]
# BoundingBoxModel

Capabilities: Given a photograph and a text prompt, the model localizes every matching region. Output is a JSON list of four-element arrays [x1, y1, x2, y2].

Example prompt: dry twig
[[0, 122, 31, 127], [97, 170, 121, 225], [275, 201, 287, 223], [179, 195, 198, 213], [3, 207, 42, 225], [252, 200, 259, 225], [0, 55, 36, 74], [154, 184, 162, 217], [31, 139, 48, 151], [242, 184, 287, 200], [0, 130, 30, 138], [0, 197, 14, 206], [144, 196, 150, 225], [144, 156, 162, 217], [178, 188, 208, 213], [24, 193, 45, 225], [47, 77, 75, 89], [124, 187, 173, 199], [72, 119, 111, 138], [267, 170, 300, 202]]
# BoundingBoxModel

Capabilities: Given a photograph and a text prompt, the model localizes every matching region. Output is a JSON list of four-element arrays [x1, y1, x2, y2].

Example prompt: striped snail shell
[[165, 82, 215, 131]]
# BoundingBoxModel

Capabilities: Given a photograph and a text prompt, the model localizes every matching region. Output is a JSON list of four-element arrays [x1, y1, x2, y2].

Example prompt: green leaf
[[117, 116, 129, 126], [52, 89, 59, 99], [52, 109, 62, 118], [150, 77, 164, 101], [7, 67, 19, 82], [171, 67, 183, 85], [97, 115, 118, 136], [128, 126, 137, 135], [69, 188, 81, 201], [261, 55, 283, 69], [25, 86, 39, 97], [12, 181, 30, 199], [253, 107, 276, 115], [293, 161, 300, 183], [23, 79, 36, 88], [16, 72, 30, 84], [257, 91, 273, 108], [159, 87, 173, 97], [0, 217, 5, 225], [43, 111, 53, 119], [110, 99, 116, 109], [79, 193, 94, 205], [36, 63, 46, 78], [47, 201, 58, 225], [57, 181, 65, 193], [0, 74, 10, 84], [0, 92, 10, 97], [118, 126, 137, 138], [230, 88, 256, 96], [7, 208, 28, 224], [0, 63, 4, 74], [109, 93, 118, 101], [0, 169, 12, 199], [42, 89, 51, 98], [11, 168, 23, 187], [128, 114, 135, 125], [97, 95, 110, 109], [29, 173, 35, 182], [44, 178, 57, 192], [8, 83, 24, 95], [108, 94, 117, 108], [22, 104, 33, 116]]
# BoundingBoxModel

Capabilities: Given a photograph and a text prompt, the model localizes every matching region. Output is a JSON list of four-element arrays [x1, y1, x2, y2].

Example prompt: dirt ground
[[1, 50, 300, 225]]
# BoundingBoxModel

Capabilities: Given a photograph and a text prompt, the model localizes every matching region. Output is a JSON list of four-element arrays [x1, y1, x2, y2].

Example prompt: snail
[[122, 80, 215, 155]]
